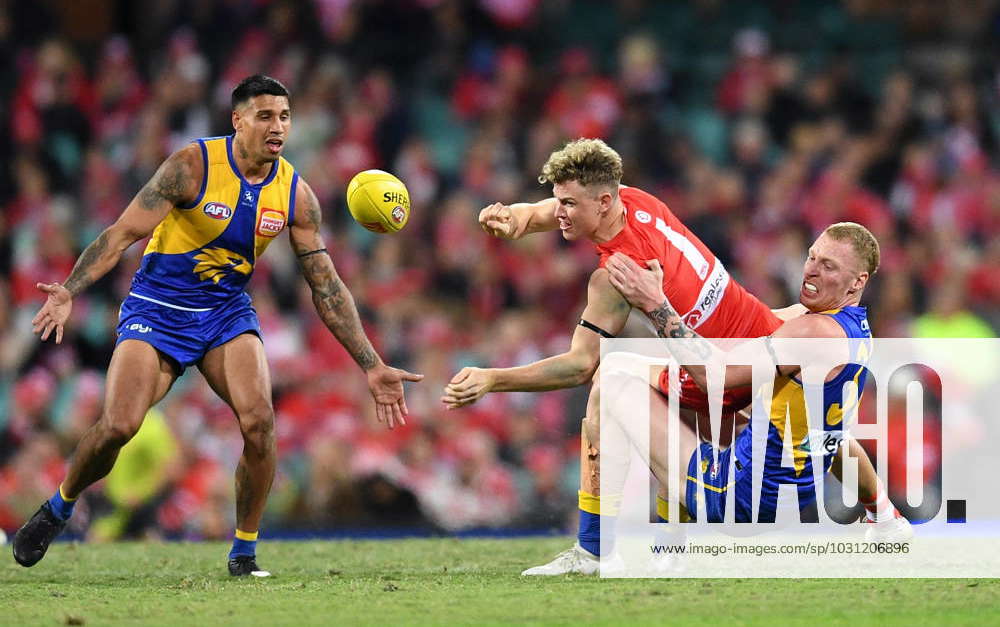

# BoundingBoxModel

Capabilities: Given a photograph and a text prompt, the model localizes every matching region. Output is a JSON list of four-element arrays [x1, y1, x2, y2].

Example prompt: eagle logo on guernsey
[[257, 209, 285, 237], [193, 247, 252, 283]]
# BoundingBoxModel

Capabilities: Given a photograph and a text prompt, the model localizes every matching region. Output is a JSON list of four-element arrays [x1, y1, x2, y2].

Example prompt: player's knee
[[238, 402, 275, 455], [98, 417, 142, 449]]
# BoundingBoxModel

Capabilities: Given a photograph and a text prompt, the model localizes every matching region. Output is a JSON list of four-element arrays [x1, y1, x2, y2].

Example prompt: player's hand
[[366, 363, 424, 429], [31, 282, 73, 344], [606, 253, 667, 314], [479, 203, 519, 240], [441, 367, 495, 409]]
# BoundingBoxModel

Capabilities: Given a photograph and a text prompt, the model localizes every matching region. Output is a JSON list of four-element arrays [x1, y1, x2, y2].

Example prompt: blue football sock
[[47, 485, 77, 522], [577, 491, 618, 557], [229, 529, 258, 559], [578, 508, 601, 557]]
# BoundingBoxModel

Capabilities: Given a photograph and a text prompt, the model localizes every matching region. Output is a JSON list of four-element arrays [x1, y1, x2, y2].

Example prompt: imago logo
[[257, 209, 285, 237], [203, 202, 233, 220], [391, 205, 406, 224]]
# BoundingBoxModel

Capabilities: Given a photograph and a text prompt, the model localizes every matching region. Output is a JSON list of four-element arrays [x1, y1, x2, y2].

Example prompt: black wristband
[[297, 248, 328, 259]]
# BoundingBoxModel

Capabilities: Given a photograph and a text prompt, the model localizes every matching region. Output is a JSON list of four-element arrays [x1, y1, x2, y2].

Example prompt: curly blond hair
[[823, 222, 880, 275], [539, 138, 623, 192]]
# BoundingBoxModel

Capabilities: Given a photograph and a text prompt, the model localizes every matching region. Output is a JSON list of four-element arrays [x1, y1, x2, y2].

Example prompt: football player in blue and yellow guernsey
[[13, 75, 424, 577], [605, 222, 910, 532]]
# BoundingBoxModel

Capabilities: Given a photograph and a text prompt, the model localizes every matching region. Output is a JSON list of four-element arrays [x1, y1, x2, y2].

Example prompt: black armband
[[297, 248, 328, 259], [578, 319, 615, 339]]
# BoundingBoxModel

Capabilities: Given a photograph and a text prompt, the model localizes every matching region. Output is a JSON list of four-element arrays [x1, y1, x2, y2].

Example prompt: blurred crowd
[[1, 0, 998, 539]]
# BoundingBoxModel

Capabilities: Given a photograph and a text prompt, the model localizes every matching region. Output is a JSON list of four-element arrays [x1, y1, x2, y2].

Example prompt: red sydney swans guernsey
[[596, 185, 780, 339], [595, 186, 782, 413]]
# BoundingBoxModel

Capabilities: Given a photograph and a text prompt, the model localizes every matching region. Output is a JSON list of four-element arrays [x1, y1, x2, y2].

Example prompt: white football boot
[[863, 509, 914, 543], [521, 543, 624, 576], [647, 551, 686, 577]]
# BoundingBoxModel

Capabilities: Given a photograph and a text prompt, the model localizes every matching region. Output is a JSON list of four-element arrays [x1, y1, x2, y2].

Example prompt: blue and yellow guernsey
[[129, 135, 298, 310], [740, 306, 872, 518]]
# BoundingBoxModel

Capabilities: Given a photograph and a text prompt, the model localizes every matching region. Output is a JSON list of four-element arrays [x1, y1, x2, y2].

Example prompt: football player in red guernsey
[[442, 138, 894, 575]]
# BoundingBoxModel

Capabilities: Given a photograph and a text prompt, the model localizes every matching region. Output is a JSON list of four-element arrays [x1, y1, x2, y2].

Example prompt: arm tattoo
[[648, 302, 713, 360], [63, 231, 110, 296], [304, 264, 379, 370], [294, 186, 379, 371], [138, 154, 192, 210]]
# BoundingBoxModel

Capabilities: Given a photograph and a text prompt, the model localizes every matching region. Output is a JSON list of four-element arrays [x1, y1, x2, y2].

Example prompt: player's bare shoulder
[[773, 311, 845, 339], [137, 143, 205, 211]]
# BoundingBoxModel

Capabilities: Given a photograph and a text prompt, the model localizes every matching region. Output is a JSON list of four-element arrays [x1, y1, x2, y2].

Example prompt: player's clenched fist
[[441, 366, 495, 409], [478, 203, 519, 240]]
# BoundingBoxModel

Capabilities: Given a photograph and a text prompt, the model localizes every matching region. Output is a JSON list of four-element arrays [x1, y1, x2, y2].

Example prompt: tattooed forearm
[[313, 278, 378, 370], [648, 302, 713, 360], [138, 154, 193, 209], [291, 178, 380, 370], [299, 254, 379, 370], [63, 231, 111, 296]]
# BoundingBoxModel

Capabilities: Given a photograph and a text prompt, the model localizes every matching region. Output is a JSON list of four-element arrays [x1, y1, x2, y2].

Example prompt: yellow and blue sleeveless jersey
[[744, 306, 871, 520], [687, 306, 872, 523], [129, 135, 298, 310], [754, 306, 871, 476]]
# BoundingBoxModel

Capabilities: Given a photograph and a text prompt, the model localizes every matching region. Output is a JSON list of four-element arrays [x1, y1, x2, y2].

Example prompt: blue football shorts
[[686, 438, 749, 523], [116, 291, 261, 374], [685, 429, 821, 523]]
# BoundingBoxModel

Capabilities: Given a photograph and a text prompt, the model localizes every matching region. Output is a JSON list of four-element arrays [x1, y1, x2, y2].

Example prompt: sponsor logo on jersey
[[802, 429, 843, 457], [127, 323, 151, 333], [634, 210, 652, 224], [681, 261, 730, 330], [698, 270, 726, 310], [203, 202, 233, 220], [391, 205, 406, 223], [684, 310, 703, 327], [257, 209, 285, 237]]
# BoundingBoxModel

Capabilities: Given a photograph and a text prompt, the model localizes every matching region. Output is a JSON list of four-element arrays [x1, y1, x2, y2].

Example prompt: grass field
[[2, 537, 999, 626]]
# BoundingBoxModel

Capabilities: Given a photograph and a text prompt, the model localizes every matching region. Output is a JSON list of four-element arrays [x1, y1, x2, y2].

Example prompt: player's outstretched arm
[[289, 177, 423, 428], [441, 268, 630, 408], [31, 144, 202, 344], [479, 198, 559, 240]]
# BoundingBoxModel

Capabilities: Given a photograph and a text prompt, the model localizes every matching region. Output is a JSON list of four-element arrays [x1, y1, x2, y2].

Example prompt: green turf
[[1, 537, 998, 626]]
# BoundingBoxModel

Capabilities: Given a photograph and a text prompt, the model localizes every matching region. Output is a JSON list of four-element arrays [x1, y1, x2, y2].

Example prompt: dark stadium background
[[0, 0, 997, 541]]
